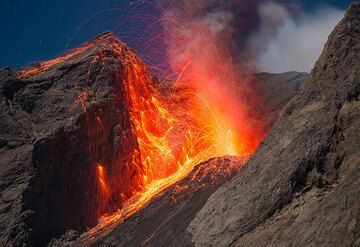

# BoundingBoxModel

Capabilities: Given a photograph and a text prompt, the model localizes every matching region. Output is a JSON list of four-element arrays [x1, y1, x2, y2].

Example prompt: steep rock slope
[[63, 157, 247, 247], [0, 33, 151, 246], [61, 72, 306, 247], [189, 3, 360, 247], [53, 74, 304, 247]]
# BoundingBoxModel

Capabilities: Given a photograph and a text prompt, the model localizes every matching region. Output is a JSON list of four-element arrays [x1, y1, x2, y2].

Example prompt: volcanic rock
[[253, 71, 307, 131], [51, 72, 306, 246], [0, 33, 149, 246], [60, 71, 306, 247], [188, 3, 360, 247]]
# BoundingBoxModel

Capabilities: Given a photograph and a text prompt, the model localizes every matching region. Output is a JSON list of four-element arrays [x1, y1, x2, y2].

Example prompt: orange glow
[[21, 31, 264, 239], [89, 36, 262, 236], [97, 165, 109, 193], [97, 164, 111, 209], [19, 34, 110, 77], [84, 157, 248, 244]]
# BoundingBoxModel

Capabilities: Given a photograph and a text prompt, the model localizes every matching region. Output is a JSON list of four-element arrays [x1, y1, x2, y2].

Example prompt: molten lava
[[20, 32, 264, 238]]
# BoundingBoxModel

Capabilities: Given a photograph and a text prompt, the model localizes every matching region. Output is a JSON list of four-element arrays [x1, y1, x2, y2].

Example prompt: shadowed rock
[[253, 71, 307, 131], [53, 157, 247, 247]]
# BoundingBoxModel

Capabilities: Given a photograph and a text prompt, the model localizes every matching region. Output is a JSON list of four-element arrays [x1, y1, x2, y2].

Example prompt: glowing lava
[[20, 32, 263, 239], [89, 36, 262, 237]]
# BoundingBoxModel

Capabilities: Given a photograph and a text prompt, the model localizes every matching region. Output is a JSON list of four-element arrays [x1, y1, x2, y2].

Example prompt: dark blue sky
[[0, 0, 356, 70]]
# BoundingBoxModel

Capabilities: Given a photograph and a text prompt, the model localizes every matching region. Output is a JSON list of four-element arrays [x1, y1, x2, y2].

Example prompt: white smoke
[[255, 3, 344, 73]]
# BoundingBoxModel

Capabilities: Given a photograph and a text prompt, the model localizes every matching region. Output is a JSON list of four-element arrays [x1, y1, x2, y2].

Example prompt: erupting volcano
[[10, 32, 266, 245], [2, 1, 360, 247]]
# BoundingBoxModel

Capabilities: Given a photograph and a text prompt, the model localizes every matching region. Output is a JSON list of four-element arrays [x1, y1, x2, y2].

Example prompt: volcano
[[0, 28, 308, 246], [2, 2, 360, 246]]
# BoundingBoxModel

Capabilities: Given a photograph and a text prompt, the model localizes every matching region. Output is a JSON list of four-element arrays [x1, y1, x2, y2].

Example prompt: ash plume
[[159, 0, 265, 71]]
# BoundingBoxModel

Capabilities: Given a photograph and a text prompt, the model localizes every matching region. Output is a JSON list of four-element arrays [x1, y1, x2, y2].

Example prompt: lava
[[89, 34, 262, 239], [19, 31, 263, 241]]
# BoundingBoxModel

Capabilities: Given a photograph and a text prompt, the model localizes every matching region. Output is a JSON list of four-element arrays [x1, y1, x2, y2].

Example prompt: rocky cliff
[[0, 33, 154, 246], [65, 72, 306, 247], [253, 71, 307, 131], [188, 3, 360, 247]]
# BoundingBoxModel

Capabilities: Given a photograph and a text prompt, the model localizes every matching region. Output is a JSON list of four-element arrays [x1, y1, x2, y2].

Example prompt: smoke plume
[[160, 0, 344, 73], [255, 4, 344, 72]]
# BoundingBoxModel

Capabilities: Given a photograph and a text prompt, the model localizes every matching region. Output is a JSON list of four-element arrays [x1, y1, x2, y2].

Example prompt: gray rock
[[253, 71, 308, 131], [188, 3, 360, 247], [0, 33, 146, 246]]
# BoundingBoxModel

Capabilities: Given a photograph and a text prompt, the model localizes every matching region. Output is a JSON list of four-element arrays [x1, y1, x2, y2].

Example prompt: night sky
[[0, 0, 356, 69]]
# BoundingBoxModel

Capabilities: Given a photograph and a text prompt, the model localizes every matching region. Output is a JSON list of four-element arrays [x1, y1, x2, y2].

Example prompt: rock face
[[188, 3, 360, 247], [0, 33, 149, 246], [253, 71, 307, 131], [64, 72, 305, 247]]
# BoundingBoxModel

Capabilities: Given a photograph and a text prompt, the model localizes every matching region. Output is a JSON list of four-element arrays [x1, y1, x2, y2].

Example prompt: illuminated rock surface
[[49, 73, 305, 247], [189, 3, 360, 247], [0, 33, 148, 246]]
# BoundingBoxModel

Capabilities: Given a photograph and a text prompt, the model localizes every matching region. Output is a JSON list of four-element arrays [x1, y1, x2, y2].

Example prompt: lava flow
[[87, 34, 263, 239], [20, 32, 264, 241]]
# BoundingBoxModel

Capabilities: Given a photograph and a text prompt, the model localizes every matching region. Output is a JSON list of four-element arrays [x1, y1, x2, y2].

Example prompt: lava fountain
[[161, 1, 266, 157], [86, 10, 266, 238], [20, 6, 265, 241]]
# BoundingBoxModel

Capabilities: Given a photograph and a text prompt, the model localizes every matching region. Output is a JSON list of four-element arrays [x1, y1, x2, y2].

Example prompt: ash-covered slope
[[189, 3, 360, 247], [0, 33, 152, 246]]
